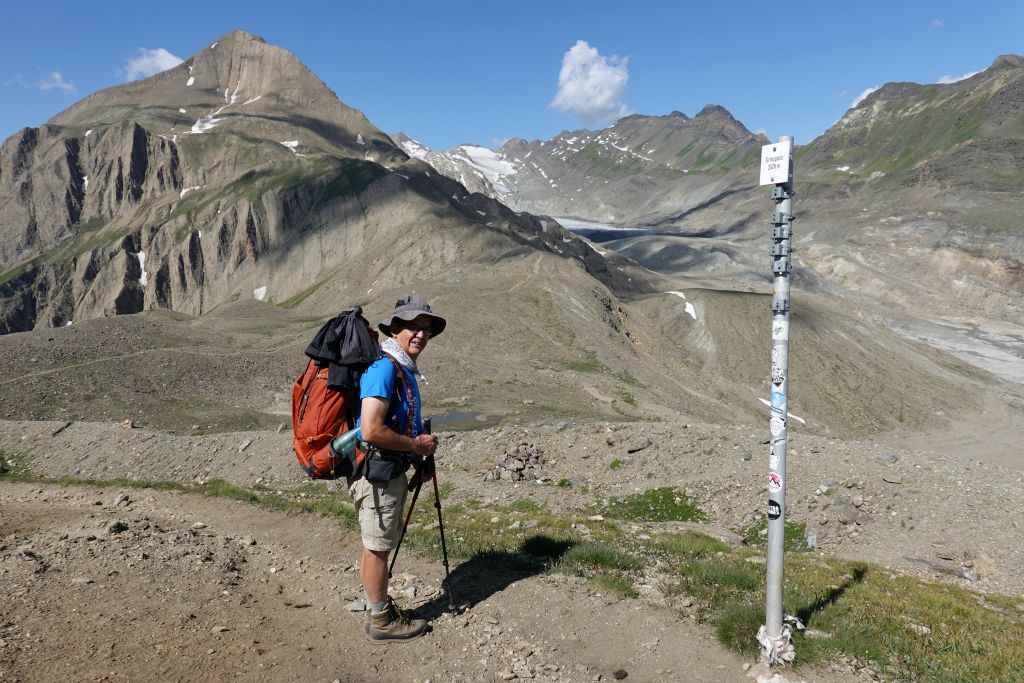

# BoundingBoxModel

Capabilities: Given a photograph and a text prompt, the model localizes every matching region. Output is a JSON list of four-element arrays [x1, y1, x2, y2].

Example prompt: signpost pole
[[759, 136, 795, 664]]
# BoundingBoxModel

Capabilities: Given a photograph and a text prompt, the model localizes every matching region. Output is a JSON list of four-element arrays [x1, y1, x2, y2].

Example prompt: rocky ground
[[1, 293, 1022, 682], [2, 411, 1023, 682], [1, 479, 878, 683]]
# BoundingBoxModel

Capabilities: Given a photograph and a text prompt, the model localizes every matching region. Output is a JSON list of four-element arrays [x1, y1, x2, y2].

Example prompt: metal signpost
[[758, 136, 796, 665]]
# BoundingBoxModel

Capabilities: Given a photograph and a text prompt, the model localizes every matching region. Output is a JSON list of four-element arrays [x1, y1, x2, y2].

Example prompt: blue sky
[[1, 1, 1022, 150]]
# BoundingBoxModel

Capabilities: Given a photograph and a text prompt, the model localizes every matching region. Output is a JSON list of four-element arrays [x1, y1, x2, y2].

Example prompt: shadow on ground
[[416, 535, 575, 620]]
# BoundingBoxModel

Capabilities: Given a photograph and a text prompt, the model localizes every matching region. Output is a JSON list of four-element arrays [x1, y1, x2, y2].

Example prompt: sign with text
[[759, 140, 793, 186]]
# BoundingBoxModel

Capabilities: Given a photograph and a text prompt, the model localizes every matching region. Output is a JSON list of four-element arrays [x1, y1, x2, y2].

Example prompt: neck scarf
[[381, 337, 428, 385]]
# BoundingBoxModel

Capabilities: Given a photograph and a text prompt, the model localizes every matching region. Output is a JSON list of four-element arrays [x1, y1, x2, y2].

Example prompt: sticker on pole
[[760, 140, 792, 185], [768, 472, 783, 492], [770, 415, 785, 437], [772, 320, 789, 341], [768, 500, 782, 520]]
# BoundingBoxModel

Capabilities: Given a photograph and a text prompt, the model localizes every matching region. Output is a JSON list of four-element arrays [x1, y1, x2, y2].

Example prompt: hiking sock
[[369, 596, 388, 614]]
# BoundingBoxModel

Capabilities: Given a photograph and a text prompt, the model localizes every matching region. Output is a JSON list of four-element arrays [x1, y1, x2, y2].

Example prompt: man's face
[[393, 314, 433, 360]]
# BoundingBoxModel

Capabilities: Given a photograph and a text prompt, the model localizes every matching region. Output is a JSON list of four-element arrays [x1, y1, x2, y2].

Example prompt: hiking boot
[[365, 596, 428, 641]]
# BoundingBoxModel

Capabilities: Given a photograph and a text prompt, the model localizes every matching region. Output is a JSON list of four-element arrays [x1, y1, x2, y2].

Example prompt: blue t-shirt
[[358, 356, 422, 438]]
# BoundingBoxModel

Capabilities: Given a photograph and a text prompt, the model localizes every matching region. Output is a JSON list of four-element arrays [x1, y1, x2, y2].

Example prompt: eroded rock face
[[0, 30, 420, 331]]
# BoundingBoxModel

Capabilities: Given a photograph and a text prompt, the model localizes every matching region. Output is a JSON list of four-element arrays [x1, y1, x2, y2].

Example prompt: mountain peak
[[991, 54, 1024, 70], [694, 104, 732, 119], [212, 29, 267, 45]]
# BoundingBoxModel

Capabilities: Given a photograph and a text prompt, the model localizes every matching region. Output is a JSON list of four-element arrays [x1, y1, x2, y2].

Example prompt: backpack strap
[[383, 354, 416, 437]]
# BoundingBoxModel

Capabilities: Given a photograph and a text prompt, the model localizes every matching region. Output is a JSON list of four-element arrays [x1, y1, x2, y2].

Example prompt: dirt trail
[[0, 482, 860, 683]]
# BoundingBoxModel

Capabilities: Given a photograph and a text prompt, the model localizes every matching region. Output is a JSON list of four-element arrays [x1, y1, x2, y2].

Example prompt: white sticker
[[770, 416, 785, 437], [768, 472, 783, 492], [769, 446, 780, 470], [772, 320, 789, 341]]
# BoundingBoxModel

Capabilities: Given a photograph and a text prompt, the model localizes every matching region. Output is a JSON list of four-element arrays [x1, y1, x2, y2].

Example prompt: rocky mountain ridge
[[400, 54, 1024, 326], [0, 30, 643, 334], [395, 105, 767, 225]]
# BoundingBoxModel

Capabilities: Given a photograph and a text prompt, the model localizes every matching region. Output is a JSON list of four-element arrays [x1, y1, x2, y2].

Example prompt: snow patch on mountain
[[399, 137, 430, 160], [189, 115, 221, 134], [137, 252, 148, 286]]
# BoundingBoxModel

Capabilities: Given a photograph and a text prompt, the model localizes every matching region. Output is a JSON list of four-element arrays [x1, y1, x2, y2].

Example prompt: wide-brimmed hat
[[378, 294, 446, 338]]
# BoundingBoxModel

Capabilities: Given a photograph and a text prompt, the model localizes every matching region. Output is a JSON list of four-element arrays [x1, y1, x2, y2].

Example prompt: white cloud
[[121, 48, 183, 81], [931, 18, 943, 28], [937, 70, 980, 84], [38, 71, 76, 93], [550, 40, 630, 126], [851, 86, 880, 108]]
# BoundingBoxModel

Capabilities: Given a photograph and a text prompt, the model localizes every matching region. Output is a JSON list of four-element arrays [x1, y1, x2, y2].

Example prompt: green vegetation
[[559, 542, 641, 572], [609, 458, 623, 470], [617, 391, 637, 407], [739, 518, 810, 552], [318, 159, 386, 205], [556, 478, 573, 488], [613, 370, 639, 386], [0, 450, 32, 479], [278, 277, 330, 309], [594, 487, 706, 523], [0, 260, 37, 287], [559, 350, 607, 374], [656, 530, 1024, 679]]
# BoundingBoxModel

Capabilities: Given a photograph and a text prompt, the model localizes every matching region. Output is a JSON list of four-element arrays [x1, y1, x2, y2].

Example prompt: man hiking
[[349, 294, 445, 640]]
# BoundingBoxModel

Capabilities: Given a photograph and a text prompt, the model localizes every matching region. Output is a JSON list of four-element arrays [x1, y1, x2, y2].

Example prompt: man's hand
[[411, 433, 438, 457]]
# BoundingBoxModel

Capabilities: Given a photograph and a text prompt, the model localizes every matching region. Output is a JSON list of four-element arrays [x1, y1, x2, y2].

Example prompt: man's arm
[[360, 397, 437, 456]]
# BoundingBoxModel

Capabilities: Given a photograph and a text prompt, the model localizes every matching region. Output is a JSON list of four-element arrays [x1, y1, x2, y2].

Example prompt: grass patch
[[0, 451, 34, 480], [0, 465, 357, 527], [609, 458, 623, 470], [557, 478, 572, 488], [0, 259, 38, 287], [589, 573, 639, 598], [555, 541, 642, 599], [617, 391, 637, 407], [560, 542, 641, 572], [559, 352, 607, 374], [655, 530, 731, 558], [510, 499, 543, 513], [739, 518, 810, 551], [656, 529, 1024, 681], [278, 277, 330, 309], [613, 370, 639, 386], [596, 487, 706, 522]]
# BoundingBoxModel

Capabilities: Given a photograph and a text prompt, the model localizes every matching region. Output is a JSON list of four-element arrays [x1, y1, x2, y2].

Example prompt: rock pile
[[482, 443, 546, 483]]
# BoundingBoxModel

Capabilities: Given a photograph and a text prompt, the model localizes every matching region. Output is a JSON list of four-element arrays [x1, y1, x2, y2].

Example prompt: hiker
[[350, 294, 445, 640]]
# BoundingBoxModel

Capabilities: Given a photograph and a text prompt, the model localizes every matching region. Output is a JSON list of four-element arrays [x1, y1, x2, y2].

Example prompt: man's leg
[[349, 474, 426, 640], [361, 547, 389, 605]]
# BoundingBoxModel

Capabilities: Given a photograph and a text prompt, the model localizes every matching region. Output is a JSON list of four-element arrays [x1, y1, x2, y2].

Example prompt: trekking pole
[[389, 476, 424, 578], [388, 418, 432, 578], [431, 462, 454, 610], [423, 420, 454, 610]]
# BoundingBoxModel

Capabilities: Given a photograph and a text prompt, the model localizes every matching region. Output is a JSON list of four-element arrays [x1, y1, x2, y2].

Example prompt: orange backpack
[[291, 308, 379, 479]]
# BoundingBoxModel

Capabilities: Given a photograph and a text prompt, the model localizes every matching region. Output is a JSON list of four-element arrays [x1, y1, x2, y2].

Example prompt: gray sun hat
[[378, 294, 447, 338]]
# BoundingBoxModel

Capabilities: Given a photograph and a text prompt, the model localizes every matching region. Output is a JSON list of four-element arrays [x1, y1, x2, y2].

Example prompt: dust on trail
[[1, 482, 860, 683]]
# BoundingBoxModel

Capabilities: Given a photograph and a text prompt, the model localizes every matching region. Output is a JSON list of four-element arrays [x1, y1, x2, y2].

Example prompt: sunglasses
[[399, 322, 432, 337]]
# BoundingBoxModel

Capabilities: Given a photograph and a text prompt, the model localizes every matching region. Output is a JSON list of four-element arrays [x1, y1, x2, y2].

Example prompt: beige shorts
[[347, 473, 409, 552]]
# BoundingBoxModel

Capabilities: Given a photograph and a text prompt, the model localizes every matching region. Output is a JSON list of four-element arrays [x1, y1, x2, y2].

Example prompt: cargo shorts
[[347, 472, 409, 552]]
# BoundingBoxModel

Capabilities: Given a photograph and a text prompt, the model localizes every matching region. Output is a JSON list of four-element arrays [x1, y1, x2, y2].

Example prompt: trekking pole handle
[[424, 417, 432, 435]]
